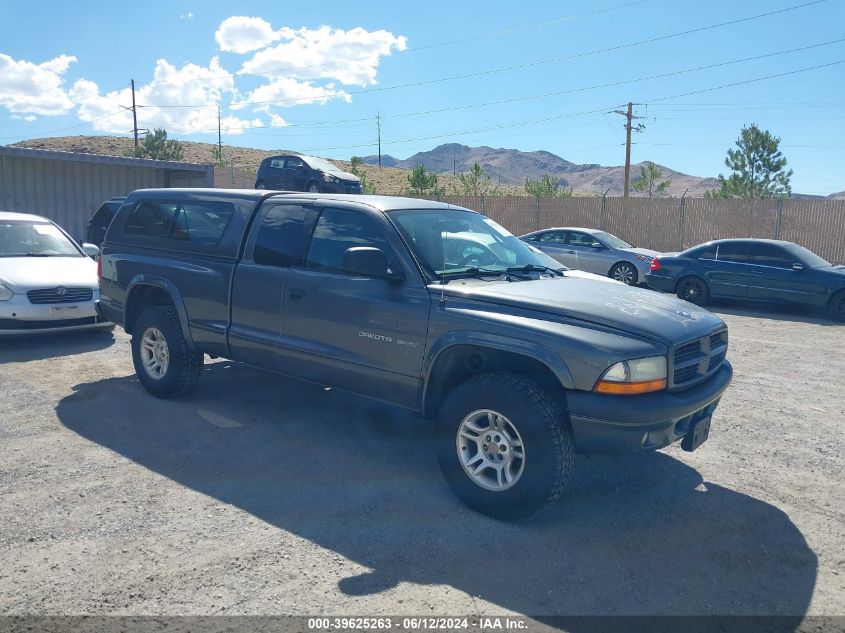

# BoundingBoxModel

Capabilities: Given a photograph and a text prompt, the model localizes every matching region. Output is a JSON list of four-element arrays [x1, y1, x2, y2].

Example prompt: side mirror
[[792, 263, 805, 272], [342, 247, 403, 282], [590, 242, 605, 249], [81, 243, 100, 258]]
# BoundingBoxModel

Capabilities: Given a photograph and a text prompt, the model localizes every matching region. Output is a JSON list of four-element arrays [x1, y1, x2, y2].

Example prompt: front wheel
[[829, 290, 845, 322], [436, 373, 574, 520], [307, 182, 321, 193], [610, 261, 638, 285], [131, 305, 203, 398], [676, 276, 710, 306], [255, 181, 268, 190]]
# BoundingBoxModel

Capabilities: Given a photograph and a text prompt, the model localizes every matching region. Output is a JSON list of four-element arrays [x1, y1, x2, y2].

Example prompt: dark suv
[[86, 197, 125, 247], [255, 154, 362, 194]]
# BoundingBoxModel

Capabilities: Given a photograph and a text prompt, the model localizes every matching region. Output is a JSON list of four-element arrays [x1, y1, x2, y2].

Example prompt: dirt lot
[[0, 301, 843, 621]]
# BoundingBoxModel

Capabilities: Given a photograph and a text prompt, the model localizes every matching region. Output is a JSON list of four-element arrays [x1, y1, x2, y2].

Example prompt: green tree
[[457, 162, 493, 195], [211, 145, 226, 167], [407, 164, 443, 195], [632, 162, 671, 198], [124, 128, 185, 161], [706, 124, 792, 198], [524, 174, 573, 198], [349, 156, 377, 194]]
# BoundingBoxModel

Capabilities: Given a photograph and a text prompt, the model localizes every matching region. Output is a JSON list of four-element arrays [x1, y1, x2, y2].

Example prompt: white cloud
[[215, 17, 280, 54], [239, 25, 407, 87], [0, 53, 77, 116], [232, 77, 351, 110], [72, 57, 261, 135], [180, 11, 194, 20]]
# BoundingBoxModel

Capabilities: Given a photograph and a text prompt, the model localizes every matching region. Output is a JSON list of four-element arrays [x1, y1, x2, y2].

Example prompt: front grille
[[344, 183, 362, 194], [672, 328, 729, 389], [27, 287, 93, 304], [0, 316, 97, 330]]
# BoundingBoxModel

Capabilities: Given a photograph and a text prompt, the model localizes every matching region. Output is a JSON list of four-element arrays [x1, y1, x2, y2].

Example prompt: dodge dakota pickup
[[98, 189, 732, 519]]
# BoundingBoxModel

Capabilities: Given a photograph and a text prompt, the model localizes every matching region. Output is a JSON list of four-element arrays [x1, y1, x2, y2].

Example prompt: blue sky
[[1, 0, 843, 194]]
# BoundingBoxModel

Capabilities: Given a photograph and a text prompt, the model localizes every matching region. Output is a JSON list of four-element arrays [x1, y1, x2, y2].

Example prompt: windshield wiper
[[1, 253, 51, 257], [440, 267, 533, 283], [506, 264, 565, 277]]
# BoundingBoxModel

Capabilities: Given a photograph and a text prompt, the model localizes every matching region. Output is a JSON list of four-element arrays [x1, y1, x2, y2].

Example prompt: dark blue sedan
[[646, 239, 845, 321]]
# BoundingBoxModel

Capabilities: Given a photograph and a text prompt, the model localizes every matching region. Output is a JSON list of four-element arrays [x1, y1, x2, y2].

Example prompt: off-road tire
[[131, 305, 203, 399], [436, 372, 574, 520]]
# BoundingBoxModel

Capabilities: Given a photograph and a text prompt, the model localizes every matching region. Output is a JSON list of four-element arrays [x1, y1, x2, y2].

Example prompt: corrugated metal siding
[[0, 150, 213, 242]]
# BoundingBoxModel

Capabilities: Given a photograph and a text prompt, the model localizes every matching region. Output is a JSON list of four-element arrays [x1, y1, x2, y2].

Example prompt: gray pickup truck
[[98, 189, 732, 519]]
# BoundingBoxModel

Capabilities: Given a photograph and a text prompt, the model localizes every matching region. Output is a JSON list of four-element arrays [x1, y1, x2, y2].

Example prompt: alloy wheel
[[139, 327, 169, 380], [456, 409, 525, 492]]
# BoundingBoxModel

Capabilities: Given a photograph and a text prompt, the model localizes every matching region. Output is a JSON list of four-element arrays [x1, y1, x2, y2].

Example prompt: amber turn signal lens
[[594, 378, 667, 395]]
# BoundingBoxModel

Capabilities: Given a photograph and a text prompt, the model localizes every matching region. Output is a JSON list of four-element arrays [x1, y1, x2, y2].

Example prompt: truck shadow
[[0, 329, 114, 364], [56, 361, 816, 622]]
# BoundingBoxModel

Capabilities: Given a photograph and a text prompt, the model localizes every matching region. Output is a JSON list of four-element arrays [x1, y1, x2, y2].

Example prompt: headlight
[[635, 254, 654, 263], [322, 173, 340, 183], [594, 356, 667, 395], [0, 283, 13, 301]]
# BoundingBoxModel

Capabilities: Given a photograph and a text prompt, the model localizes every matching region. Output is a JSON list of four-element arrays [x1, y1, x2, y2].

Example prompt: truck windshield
[[389, 209, 563, 277], [0, 221, 81, 257]]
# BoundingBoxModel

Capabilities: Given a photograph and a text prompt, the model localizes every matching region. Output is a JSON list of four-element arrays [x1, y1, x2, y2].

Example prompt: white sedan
[[0, 211, 113, 335]]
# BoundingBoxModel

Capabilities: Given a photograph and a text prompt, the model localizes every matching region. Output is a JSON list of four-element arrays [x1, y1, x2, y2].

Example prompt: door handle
[[288, 288, 306, 300], [566, 250, 575, 254]]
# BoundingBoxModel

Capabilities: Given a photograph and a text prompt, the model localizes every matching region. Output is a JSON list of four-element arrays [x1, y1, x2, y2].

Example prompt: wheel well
[[125, 285, 174, 333], [422, 345, 565, 419]]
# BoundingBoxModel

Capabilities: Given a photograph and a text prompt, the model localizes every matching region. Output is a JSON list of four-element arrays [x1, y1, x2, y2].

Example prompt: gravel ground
[[0, 300, 843, 620]]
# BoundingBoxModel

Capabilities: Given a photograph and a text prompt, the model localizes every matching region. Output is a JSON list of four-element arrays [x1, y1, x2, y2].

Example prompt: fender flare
[[125, 274, 197, 351], [420, 331, 575, 415]]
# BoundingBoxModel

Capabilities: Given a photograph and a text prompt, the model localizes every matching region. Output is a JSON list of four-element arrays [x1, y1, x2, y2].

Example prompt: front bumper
[[323, 180, 362, 194], [0, 296, 112, 336], [566, 361, 733, 455]]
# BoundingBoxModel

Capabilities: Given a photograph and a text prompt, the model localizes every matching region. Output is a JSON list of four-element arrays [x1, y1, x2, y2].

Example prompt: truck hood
[[440, 275, 725, 344], [0, 256, 98, 290]]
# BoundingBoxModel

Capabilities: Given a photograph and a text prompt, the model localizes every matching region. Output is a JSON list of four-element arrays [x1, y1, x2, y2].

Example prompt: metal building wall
[[0, 150, 213, 242]]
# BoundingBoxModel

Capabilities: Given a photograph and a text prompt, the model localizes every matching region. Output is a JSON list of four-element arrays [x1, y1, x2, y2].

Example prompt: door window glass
[[751, 243, 795, 269], [285, 157, 306, 169], [566, 232, 600, 247], [716, 242, 751, 264], [253, 205, 309, 267], [269, 159, 284, 169], [537, 231, 567, 243], [305, 208, 394, 274]]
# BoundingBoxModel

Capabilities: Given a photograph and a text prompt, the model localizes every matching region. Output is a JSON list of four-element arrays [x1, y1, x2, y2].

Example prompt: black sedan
[[646, 239, 845, 321]]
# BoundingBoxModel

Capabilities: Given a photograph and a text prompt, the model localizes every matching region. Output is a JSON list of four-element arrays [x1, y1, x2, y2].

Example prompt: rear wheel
[[131, 305, 203, 398], [829, 290, 845, 322], [255, 181, 268, 190], [436, 372, 574, 520], [610, 261, 638, 285], [676, 276, 710, 306]]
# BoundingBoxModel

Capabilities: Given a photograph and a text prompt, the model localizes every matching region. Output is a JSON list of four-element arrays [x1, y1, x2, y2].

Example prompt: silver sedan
[[0, 211, 113, 335], [520, 227, 660, 285]]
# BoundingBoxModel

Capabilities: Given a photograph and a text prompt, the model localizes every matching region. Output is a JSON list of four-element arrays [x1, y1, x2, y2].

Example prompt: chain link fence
[[416, 194, 845, 264]]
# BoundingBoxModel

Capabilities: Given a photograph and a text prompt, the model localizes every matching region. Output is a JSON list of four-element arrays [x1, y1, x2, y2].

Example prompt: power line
[[141, 0, 832, 109], [176, 37, 845, 135]]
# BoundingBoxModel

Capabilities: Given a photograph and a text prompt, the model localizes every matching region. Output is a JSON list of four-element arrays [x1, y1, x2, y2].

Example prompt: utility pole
[[131, 79, 139, 151], [217, 105, 222, 158], [613, 102, 645, 197], [376, 111, 382, 170]]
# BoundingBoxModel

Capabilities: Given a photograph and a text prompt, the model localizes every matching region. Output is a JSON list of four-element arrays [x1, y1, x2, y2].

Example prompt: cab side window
[[305, 207, 395, 275], [253, 205, 309, 267]]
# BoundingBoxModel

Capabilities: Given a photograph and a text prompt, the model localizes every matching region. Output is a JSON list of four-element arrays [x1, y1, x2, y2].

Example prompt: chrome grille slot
[[672, 328, 729, 389], [27, 287, 93, 304]]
